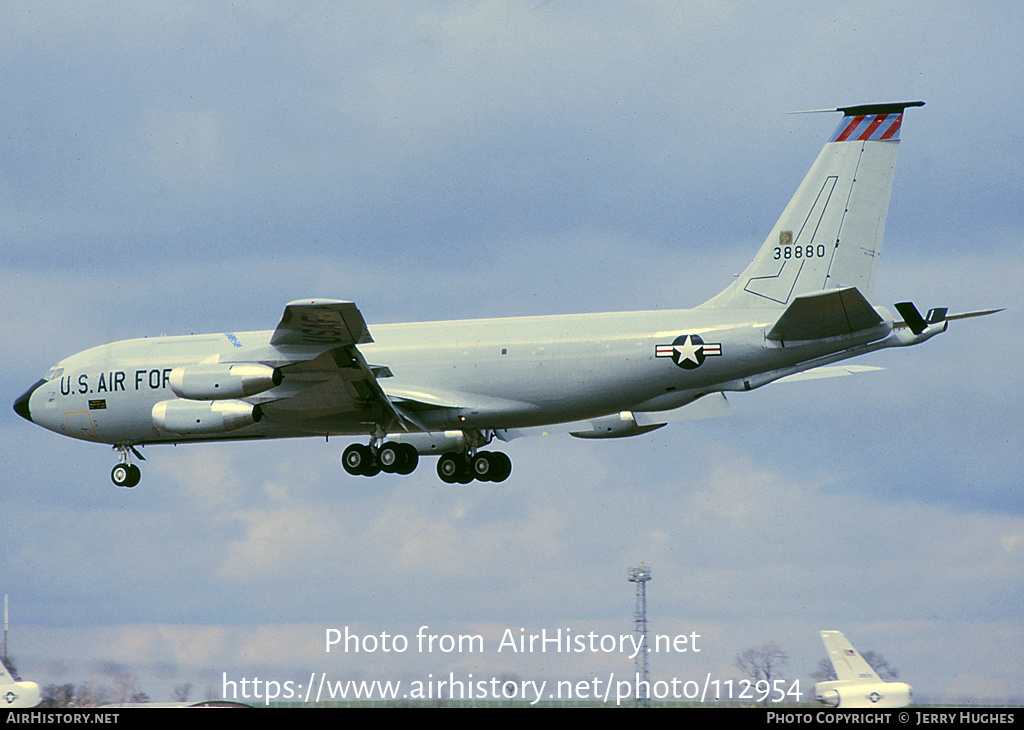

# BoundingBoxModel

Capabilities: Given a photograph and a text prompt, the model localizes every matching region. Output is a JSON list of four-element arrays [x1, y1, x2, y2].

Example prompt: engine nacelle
[[814, 681, 912, 708], [169, 363, 281, 400], [152, 399, 263, 435]]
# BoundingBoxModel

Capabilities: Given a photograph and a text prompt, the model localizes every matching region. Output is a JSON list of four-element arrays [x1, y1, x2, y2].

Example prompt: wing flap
[[767, 287, 883, 342]]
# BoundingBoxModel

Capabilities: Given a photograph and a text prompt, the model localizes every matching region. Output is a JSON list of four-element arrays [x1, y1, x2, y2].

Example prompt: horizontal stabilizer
[[767, 288, 882, 341], [944, 308, 1004, 321]]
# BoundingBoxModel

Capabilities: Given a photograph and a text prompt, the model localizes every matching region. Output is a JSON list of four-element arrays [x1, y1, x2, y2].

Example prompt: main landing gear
[[111, 445, 143, 487], [436, 451, 511, 484], [342, 441, 419, 477], [340, 440, 512, 483]]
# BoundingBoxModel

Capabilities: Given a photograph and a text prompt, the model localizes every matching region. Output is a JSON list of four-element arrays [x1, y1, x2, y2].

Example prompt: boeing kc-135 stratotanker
[[14, 102, 999, 486]]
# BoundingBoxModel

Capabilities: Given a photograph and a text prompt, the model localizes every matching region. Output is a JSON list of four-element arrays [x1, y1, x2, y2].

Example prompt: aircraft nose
[[13, 379, 44, 423]]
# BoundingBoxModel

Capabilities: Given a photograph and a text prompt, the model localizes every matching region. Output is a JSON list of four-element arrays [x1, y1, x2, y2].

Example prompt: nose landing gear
[[111, 445, 144, 487]]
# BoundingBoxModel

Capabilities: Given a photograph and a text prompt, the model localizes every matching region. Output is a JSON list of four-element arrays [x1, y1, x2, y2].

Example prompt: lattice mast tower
[[628, 565, 651, 705]]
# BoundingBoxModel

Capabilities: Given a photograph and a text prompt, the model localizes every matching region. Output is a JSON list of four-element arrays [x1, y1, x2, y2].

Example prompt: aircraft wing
[[254, 300, 416, 433], [270, 299, 373, 347], [497, 392, 732, 441], [767, 287, 882, 342], [776, 364, 882, 383]]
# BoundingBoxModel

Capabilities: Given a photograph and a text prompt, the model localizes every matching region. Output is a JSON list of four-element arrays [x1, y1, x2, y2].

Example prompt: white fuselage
[[22, 305, 901, 447]]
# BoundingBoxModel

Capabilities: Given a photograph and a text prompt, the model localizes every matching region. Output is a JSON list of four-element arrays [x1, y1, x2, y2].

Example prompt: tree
[[735, 641, 789, 699], [73, 682, 112, 707], [172, 682, 193, 703], [113, 671, 149, 704], [40, 684, 75, 707]]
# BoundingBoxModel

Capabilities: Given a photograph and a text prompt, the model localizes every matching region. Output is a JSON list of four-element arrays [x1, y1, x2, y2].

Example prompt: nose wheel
[[111, 463, 141, 488], [111, 445, 144, 487]]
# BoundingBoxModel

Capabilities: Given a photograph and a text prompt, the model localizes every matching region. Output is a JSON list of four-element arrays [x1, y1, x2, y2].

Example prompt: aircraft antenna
[[628, 565, 652, 706]]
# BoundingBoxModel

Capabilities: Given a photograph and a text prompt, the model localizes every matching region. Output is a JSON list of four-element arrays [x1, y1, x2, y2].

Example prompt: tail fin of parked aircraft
[[815, 630, 913, 708], [701, 101, 924, 310], [820, 630, 882, 683]]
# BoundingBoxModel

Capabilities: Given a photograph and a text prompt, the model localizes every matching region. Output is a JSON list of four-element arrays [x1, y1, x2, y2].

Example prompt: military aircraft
[[0, 656, 40, 709], [13, 101, 998, 486], [814, 630, 912, 708]]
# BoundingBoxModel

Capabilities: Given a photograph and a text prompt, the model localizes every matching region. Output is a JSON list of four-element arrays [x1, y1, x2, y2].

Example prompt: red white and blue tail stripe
[[829, 101, 925, 143]]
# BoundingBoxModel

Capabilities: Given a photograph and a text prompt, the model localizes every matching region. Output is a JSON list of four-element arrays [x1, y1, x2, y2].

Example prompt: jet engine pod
[[152, 399, 263, 435], [169, 363, 281, 400], [814, 681, 912, 709], [815, 688, 840, 707]]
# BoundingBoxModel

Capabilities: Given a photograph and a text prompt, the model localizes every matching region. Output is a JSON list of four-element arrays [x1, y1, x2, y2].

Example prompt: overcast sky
[[2, 1, 1021, 705]]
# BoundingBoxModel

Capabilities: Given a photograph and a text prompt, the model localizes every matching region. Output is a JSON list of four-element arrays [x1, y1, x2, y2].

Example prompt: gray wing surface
[[253, 300, 418, 433]]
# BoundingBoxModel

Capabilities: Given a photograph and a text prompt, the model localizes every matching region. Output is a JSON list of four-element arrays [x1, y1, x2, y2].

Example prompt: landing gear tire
[[396, 443, 419, 475], [472, 451, 496, 481], [437, 452, 462, 484], [489, 452, 512, 483], [472, 451, 512, 483], [346, 441, 418, 477], [439, 451, 511, 483], [342, 444, 372, 476], [378, 443, 402, 473], [111, 463, 140, 488]]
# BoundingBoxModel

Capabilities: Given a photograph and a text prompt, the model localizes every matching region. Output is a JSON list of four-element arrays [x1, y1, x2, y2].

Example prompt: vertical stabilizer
[[702, 102, 923, 309], [820, 630, 882, 684]]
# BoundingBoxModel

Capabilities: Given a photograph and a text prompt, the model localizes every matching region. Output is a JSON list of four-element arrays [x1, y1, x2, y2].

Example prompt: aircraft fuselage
[[19, 305, 901, 447]]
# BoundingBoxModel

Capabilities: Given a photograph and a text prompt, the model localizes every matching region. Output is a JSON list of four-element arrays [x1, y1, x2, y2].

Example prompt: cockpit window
[[43, 367, 63, 381]]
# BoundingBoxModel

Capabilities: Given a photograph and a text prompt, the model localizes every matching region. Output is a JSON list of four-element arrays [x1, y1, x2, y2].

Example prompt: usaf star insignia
[[655, 334, 722, 369]]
